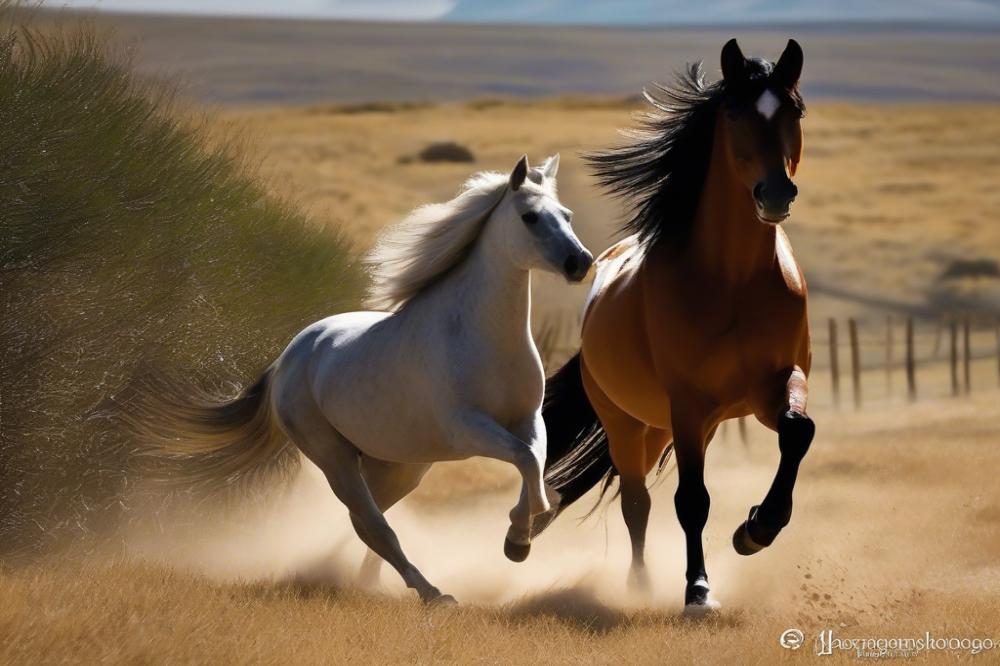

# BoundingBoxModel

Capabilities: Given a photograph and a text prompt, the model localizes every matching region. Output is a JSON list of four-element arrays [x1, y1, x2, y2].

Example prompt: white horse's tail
[[126, 366, 299, 492]]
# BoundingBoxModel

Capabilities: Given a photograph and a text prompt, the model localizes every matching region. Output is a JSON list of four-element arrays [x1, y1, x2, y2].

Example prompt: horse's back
[[271, 311, 391, 405]]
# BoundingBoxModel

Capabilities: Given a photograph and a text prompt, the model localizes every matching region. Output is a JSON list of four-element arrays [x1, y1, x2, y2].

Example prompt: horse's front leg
[[452, 410, 550, 562], [671, 403, 721, 616], [735, 366, 816, 555]]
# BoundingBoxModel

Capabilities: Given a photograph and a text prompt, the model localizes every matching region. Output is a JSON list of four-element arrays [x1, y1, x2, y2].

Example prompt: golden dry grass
[[229, 99, 1000, 327], [3, 393, 999, 664]]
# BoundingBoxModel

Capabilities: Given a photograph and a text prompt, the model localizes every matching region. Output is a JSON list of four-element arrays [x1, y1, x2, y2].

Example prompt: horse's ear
[[541, 153, 560, 179], [721, 38, 747, 84], [510, 155, 529, 191], [773, 39, 803, 90]]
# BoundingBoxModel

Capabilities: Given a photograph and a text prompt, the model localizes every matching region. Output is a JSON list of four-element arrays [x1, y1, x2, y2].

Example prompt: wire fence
[[813, 314, 1000, 409]]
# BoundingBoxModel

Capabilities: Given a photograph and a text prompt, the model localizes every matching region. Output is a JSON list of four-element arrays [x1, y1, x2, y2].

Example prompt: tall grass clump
[[0, 5, 364, 559]]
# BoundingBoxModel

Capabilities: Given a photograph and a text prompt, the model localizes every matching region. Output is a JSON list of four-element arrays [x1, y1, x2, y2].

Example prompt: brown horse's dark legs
[[735, 367, 815, 555], [672, 422, 715, 612], [620, 476, 652, 591]]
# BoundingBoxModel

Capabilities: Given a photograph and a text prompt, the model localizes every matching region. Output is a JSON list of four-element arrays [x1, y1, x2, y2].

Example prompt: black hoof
[[504, 538, 530, 563], [684, 578, 710, 606], [682, 579, 720, 616], [733, 505, 783, 556], [426, 593, 458, 606], [733, 520, 766, 556]]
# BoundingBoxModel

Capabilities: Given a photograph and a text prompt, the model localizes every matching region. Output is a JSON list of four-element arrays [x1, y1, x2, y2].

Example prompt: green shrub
[[0, 5, 364, 559]]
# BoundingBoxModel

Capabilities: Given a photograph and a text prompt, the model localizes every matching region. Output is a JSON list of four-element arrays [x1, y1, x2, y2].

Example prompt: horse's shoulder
[[583, 235, 643, 319]]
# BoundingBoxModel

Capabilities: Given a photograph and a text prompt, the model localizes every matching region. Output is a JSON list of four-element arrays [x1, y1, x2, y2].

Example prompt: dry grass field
[[2, 393, 998, 664], [4, 10, 1000, 665], [229, 97, 1000, 364]]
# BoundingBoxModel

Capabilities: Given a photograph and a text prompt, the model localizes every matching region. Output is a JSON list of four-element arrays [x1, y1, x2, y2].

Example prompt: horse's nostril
[[753, 182, 765, 201], [564, 255, 579, 277]]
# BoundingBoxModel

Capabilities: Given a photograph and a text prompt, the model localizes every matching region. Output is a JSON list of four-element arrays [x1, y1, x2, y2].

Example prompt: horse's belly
[[294, 313, 449, 463]]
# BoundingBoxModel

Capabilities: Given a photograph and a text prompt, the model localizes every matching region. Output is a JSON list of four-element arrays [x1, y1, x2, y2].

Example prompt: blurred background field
[[1, 3, 999, 664]]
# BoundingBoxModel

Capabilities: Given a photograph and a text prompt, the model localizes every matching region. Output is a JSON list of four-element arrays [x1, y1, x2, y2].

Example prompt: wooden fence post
[[906, 317, 916, 401], [848, 318, 861, 409], [996, 318, 1000, 388], [828, 318, 840, 408], [885, 315, 893, 396], [963, 316, 972, 394], [950, 318, 959, 396]]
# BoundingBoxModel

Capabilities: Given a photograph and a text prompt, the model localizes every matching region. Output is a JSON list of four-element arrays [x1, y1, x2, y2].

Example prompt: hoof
[[733, 505, 783, 556], [529, 508, 558, 538], [627, 566, 652, 594], [683, 598, 721, 618], [504, 537, 531, 563], [427, 593, 458, 606], [732, 519, 767, 556]]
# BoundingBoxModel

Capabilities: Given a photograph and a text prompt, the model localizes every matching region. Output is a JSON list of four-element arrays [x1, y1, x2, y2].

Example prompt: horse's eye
[[521, 212, 538, 225]]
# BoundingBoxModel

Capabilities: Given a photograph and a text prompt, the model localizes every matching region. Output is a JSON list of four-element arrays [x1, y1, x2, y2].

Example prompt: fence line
[[533, 310, 1000, 411], [820, 314, 998, 408]]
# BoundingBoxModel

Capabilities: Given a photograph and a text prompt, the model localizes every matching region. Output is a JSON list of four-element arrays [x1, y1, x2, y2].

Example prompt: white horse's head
[[495, 154, 593, 282]]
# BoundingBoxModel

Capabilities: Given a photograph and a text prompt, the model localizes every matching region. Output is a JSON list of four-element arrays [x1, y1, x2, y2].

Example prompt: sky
[[45, 0, 1000, 24], [46, 0, 457, 21]]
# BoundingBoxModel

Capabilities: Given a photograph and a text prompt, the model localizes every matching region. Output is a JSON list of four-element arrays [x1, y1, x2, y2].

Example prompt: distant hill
[[45, 11, 1000, 107], [443, 0, 1000, 25]]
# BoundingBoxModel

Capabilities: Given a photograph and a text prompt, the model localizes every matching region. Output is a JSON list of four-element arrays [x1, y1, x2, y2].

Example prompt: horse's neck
[[684, 135, 777, 286], [443, 220, 532, 354]]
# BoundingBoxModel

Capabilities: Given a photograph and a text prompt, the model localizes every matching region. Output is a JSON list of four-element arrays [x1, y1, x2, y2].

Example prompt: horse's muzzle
[[753, 178, 798, 224], [563, 251, 594, 282]]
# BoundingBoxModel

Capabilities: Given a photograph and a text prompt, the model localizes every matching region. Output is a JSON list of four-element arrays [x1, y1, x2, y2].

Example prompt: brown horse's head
[[718, 38, 805, 224]]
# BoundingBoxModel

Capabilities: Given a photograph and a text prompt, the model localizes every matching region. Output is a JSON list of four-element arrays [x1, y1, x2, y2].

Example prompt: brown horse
[[532, 39, 814, 616]]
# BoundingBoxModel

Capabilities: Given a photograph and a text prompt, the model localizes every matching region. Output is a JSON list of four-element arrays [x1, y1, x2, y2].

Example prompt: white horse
[[136, 155, 592, 604]]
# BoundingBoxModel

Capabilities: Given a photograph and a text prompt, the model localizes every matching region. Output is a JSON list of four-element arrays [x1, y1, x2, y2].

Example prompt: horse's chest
[[452, 339, 544, 422], [650, 282, 806, 393]]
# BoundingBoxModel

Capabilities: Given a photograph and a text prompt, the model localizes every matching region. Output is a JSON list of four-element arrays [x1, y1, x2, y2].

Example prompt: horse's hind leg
[[735, 366, 815, 555], [584, 365, 668, 593], [287, 414, 449, 604], [356, 457, 431, 587]]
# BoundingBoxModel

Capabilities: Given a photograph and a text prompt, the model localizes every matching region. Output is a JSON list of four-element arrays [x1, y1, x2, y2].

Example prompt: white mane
[[364, 171, 509, 311]]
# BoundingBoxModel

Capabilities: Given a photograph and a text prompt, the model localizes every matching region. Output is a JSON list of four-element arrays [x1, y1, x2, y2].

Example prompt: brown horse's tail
[[124, 367, 299, 492], [538, 353, 617, 535]]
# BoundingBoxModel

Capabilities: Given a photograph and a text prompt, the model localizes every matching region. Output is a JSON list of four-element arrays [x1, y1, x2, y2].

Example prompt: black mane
[[586, 58, 804, 251]]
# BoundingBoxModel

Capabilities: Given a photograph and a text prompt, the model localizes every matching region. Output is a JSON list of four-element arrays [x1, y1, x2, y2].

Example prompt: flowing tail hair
[[539, 353, 616, 526], [122, 366, 299, 493], [537, 352, 672, 538]]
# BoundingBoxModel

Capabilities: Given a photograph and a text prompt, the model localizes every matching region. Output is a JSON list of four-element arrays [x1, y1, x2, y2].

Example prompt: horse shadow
[[504, 585, 745, 634]]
